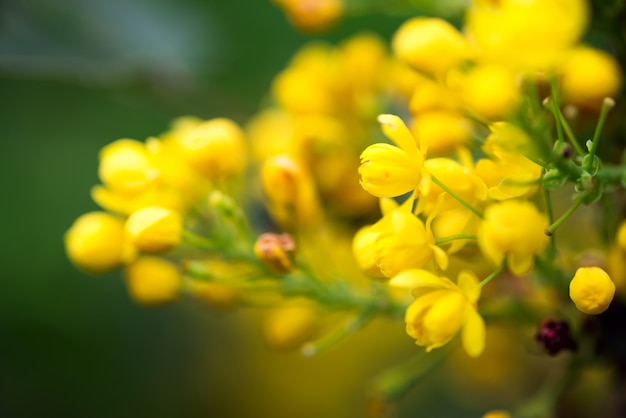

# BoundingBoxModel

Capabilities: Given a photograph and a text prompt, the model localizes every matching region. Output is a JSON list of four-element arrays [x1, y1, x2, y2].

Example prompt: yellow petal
[[389, 269, 456, 292], [462, 307, 486, 357], [508, 252, 534, 276], [457, 270, 481, 303], [377, 114, 419, 156]]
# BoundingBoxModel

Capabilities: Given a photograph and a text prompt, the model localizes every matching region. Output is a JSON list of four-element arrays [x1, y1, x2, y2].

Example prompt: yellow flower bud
[[261, 155, 321, 229], [410, 111, 471, 155], [98, 139, 157, 193], [125, 206, 182, 253], [65, 211, 134, 274], [478, 200, 549, 276], [392, 18, 471, 76], [178, 118, 247, 180], [125, 257, 181, 305], [570, 267, 615, 315], [560, 46, 623, 108], [459, 64, 521, 120], [263, 302, 319, 350]]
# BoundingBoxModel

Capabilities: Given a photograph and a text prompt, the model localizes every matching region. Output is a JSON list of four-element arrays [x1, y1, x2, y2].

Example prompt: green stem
[[585, 97, 615, 171], [430, 175, 484, 219], [549, 80, 585, 156], [435, 234, 477, 246], [301, 306, 377, 357], [542, 187, 557, 260], [182, 229, 217, 252], [545, 192, 588, 236], [479, 260, 507, 288], [370, 342, 455, 401]]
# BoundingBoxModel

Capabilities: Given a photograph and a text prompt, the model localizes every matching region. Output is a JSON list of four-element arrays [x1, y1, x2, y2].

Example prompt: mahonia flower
[[394, 269, 485, 357], [359, 114, 429, 199], [569, 267, 615, 315], [373, 202, 448, 278], [65, 211, 135, 274], [418, 156, 487, 216], [456, 64, 521, 120], [465, 0, 588, 71], [478, 200, 549, 276], [559, 45, 623, 108], [475, 123, 543, 200], [125, 257, 181, 305], [261, 154, 321, 229], [392, 17, 471, 76], [177, 117, 247, 180], [125, 206, 183, 254], [410, 111, 472, 155]]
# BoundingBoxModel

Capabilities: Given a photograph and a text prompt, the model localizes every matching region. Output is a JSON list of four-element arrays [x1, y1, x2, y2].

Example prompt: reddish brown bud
[[254, 233, 296, 273]]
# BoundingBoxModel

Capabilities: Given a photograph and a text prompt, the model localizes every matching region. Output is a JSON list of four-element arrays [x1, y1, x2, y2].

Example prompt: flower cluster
[[66, 0, 626, 416]]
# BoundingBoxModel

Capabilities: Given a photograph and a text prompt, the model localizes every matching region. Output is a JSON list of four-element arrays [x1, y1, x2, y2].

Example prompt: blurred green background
[[0, 1, 495, 417]]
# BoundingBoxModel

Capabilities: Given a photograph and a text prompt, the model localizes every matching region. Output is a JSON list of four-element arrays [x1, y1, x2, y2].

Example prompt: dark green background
[[0, 1, 493, 417]]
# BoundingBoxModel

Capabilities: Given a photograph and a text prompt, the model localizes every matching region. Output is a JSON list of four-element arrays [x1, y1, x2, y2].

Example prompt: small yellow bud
[[178, 118, 247, 180], [261, 155, 320, 229], [459, 64, 521, 120], [570, 267, 615, 315], [263, 303, 318, 350], [65, 212, 134, 274], [125, 206, 182, 253], [254, 233, 296, 273], [560, 46, 623, 108], [478, 200, 549, 276], [125, 257, 181, 305], [410, 111, 471, 155], [392, 18, 470, 76], [98, 139, 157, 193]]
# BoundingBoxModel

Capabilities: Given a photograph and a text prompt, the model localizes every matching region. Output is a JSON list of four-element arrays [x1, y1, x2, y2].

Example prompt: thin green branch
[[430, 175, 484, 219]]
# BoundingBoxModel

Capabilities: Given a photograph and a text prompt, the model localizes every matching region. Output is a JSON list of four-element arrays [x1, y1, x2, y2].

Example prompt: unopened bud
[[535, 318, 577, 356], [254, 233, 296, 273]]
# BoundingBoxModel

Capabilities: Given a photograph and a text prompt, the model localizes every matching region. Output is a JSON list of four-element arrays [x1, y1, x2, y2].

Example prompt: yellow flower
[[261, 154, 321, 229], [570, 267, 615, 315], [457, 64, 521, 120], [98, 139, 157, 193], [478, 200, 549, 276], [125, 257, 181, 305], [177, 118, 247, 180], [125, 206, 182, 253], [392, 18, 471, 76], [359, 114, 429, 198], [465, 0, 588, 71], [373, 203, 448, 278], [396, 269, 485, 357], [559, 45, 623, 108], [409, 79, 461, 115], [65, 211, 135, 274], [410, 111, 472, 155], [418, 157, 487, 216], [475, 123, 543, 200]]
